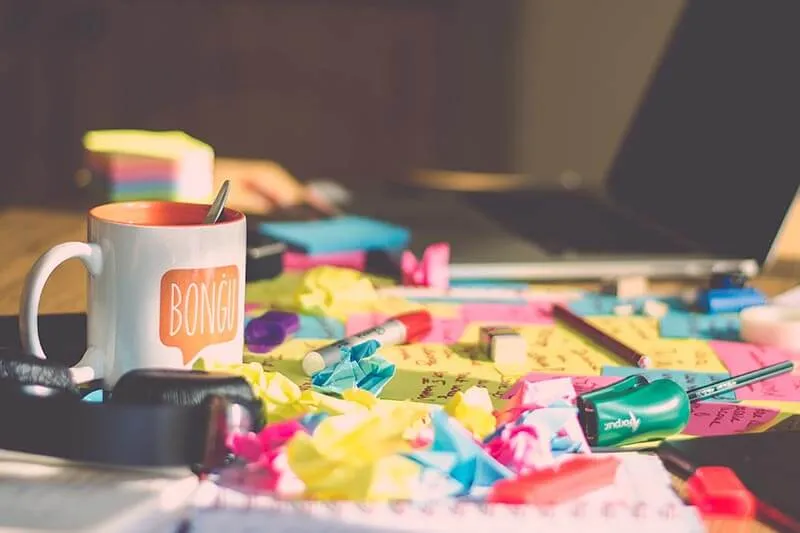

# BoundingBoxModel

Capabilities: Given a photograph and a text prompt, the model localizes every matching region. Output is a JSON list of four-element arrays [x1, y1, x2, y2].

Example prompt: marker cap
[[393, 311, 432, 342], [302, 352, 326, 376]]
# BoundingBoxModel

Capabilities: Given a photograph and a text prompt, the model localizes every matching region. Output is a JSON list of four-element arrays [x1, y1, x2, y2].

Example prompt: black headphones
[[0, 348, 262, 471]]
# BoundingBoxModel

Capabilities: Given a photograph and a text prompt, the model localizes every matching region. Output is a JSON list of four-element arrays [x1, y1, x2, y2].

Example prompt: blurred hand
[[213, 158, 308, 215]]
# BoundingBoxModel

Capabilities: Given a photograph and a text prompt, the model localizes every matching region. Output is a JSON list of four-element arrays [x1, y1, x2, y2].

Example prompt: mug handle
[[19, 242, 103, 384]]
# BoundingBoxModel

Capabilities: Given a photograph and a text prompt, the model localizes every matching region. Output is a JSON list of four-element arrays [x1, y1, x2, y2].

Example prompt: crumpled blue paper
[[404, 410, 513, 498], [310, 340, 396, 397]]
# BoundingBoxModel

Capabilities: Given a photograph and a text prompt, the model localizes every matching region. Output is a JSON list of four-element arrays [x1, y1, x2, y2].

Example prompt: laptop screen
[[607, 0, 800, 264]]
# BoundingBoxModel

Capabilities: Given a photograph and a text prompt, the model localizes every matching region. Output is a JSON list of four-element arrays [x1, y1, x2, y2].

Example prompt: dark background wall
[[0, 0, 519, 204]]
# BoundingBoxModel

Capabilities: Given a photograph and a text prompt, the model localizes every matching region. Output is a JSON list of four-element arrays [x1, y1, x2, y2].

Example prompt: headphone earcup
[[0, 349, 79, 397], [110, 368, 264, 427]]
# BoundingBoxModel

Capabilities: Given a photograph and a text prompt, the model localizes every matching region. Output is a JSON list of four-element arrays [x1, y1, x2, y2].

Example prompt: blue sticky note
[[659, 312, 741, 341], [295, 314, 345, 339], [259, 216, 409, 254], [569, 294, 685, 316], [600, 366, 736, 401]]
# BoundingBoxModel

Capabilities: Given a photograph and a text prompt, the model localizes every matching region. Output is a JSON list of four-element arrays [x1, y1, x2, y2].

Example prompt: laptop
[[346, 0, 800, 281]]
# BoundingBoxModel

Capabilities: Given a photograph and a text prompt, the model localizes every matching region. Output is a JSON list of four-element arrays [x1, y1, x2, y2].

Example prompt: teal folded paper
[[259, 216, 409, 254], [310, 340, 396, 397]]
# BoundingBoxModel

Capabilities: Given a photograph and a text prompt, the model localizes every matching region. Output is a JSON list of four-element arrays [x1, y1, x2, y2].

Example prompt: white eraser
[[479, 326, 527, 366]]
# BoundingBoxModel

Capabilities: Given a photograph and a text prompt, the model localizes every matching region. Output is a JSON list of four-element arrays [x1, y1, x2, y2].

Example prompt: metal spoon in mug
[[203, 180, 231, 224]]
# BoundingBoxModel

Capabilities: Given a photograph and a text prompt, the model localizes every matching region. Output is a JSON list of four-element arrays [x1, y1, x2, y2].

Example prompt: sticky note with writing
[[708, 341, 800, 401], [458, 324, 619, 375], [615, 339, 728, 373], [684, 402, 781, 436], [503, 372, 621, 398], [587, 316, 661, 347], [600, 367, 735, 401], [376, 343, 513, 407], [159, 265, 241, 365], [260, 216, 409, 254], [659, 312, 740, 340]]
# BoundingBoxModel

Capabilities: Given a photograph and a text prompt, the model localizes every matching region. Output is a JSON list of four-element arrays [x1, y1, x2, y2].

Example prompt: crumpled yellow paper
[[245, 267, 385, 320], [198, 361, 379, 422], [443, 386, 497, 440], [286, 407, 424, 501], [296, 266, 378, 319]]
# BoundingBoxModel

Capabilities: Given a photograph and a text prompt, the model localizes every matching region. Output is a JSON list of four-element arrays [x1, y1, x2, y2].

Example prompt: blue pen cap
[[696, 287, 766, 314]]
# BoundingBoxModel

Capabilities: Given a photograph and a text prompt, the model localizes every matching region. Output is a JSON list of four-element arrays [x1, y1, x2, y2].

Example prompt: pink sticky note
[[245, 303, 264, 313], [503, 372, 621, 399], [709, 341, 800, 401], [282, 250, 366, 272], [461, 302, 553, 325], [684, 402, 781, 436], [345, 313, 466, 344]]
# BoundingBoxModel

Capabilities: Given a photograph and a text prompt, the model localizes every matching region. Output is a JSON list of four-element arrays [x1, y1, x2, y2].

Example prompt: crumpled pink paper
[[496, 377, 577, 426], [484, 424, 554, 475], [227, 419, 306, 463], [223, 419, 309, 498], [401, 242, 450, 289], [485, 377, 590, 475]]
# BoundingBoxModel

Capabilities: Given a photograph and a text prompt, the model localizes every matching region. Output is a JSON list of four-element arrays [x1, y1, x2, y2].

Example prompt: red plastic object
[[686, 466, 756, 519], [487, 455, 620, 505]]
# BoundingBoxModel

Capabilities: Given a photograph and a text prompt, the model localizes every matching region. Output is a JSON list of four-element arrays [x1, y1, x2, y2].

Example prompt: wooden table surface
[[0, 187, 797, 533]]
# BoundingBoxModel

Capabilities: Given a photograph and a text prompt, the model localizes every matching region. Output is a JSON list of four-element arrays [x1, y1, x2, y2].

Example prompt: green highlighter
[[577, 361, 795, 448]]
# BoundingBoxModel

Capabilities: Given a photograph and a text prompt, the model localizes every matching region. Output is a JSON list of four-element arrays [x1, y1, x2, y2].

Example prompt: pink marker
[[301, 310, 432, 376]]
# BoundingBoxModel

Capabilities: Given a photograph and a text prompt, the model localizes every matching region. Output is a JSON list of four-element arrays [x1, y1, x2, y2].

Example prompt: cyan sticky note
[[296, 314, 345, 340], [569, 294, 685, 316], [659, 312, 741, 341], [600, 366, 736, 401], [259, 216, 409, 254]]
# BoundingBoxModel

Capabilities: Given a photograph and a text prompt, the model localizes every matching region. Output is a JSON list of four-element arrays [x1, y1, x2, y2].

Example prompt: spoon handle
[[204, 180, 231, 224]]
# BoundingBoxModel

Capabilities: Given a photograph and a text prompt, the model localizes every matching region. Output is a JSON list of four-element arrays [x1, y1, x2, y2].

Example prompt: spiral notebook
[[182, 454, 705, 533]]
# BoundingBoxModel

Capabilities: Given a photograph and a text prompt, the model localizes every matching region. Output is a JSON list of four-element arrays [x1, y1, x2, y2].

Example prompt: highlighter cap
[[579, 378, 690, 448], [394, 311, 433, 342]]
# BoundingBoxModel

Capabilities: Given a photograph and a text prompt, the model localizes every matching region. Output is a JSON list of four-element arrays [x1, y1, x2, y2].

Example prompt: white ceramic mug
[[19, 201, 247, 388]]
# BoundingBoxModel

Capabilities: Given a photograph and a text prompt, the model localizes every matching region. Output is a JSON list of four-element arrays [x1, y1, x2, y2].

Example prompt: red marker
[[301, 310, 432, 376]]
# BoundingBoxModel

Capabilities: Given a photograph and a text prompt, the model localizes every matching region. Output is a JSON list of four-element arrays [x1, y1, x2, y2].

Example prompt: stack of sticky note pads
[[81, 130, 214, 203]]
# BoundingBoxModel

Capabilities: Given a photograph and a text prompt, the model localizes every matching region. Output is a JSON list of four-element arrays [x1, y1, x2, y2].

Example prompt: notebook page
[[185, 454, 705, 533], [0, 452, 197, 533]]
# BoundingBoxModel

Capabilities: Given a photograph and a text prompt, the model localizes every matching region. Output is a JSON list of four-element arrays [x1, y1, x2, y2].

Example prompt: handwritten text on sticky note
[[685, 402, 780, 436]]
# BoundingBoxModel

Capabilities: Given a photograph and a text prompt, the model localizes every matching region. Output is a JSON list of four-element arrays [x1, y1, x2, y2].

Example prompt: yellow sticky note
[[458, 323, 617, 375], [587, 316, 661, 345], [246, 339, 326, 387], [637, 339, 727, 372], [246, 273, 306, 309], [377, 344, 513, 407]]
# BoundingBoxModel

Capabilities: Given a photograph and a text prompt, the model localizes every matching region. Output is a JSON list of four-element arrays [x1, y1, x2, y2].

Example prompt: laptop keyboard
[[465, 190, 694, 255]]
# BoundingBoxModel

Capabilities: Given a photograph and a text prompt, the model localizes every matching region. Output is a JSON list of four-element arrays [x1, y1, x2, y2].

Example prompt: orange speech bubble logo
[[159, 265, 240, 365]]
